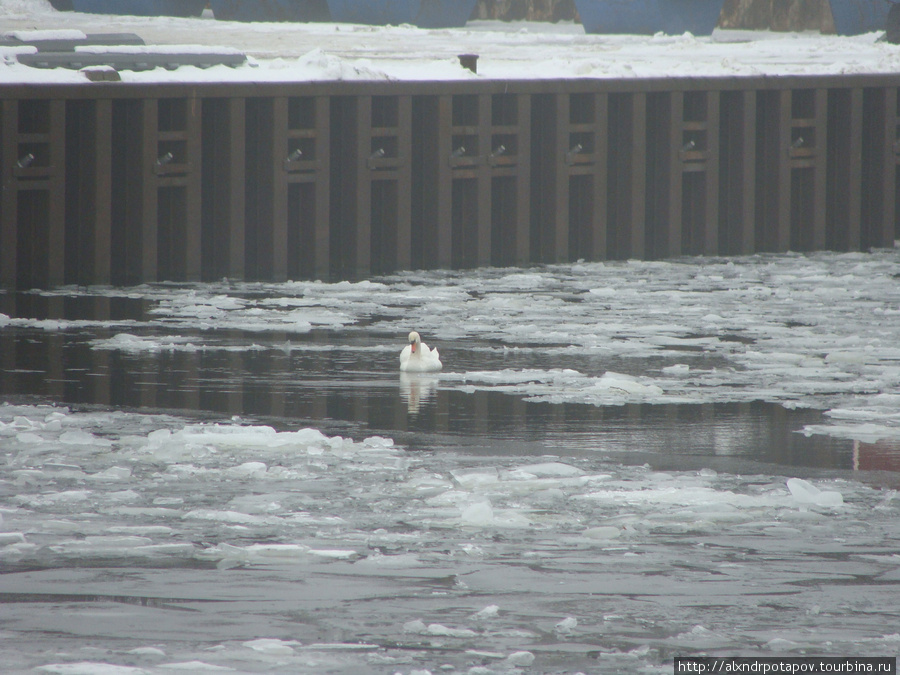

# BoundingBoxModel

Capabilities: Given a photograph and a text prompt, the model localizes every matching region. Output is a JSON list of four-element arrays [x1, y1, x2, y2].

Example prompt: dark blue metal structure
[[54, 0, 473, 29], [324, 0, 475, 27], [325, 0, 419, 24], [209, 0, 331, 22], [829, 0, 895, 34], [416, 0, 478, 28], [69, 0, 206, 16], [206, 0, 475, 27], [573, 0, 727, 35]]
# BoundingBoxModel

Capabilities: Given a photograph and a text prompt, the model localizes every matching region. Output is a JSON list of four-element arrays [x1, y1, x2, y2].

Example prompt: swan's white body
[[400, 331, 442, 372]]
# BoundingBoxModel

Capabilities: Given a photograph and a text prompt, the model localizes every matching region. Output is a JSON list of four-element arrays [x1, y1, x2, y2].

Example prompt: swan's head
[[408, 331, 421, 353]]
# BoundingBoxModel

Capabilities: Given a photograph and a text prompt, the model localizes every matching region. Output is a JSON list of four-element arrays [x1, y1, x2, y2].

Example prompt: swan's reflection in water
[[400, 372, 441, 416]]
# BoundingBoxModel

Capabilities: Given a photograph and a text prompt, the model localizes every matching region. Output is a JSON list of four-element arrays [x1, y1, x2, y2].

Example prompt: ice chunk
[[593, 371, 664, 396], [182, 510, 268, 524], [88, 466, 132, 481], [35, 663, 150, 674], [224, 462, 268, 478], [461, 500, 495, 526], [227, 495, 282, 514], [575, 484, 786, 510], [505, 651, 535, 667], [403, 619, 483, 639], [128, 647, 166, 657], [583, 526, 621, 540], [425, 623, 477, 638], [451, 467, 500, 488], [673, 624, 731, 648], [39, 520, 85, 534], [55, 535, 154, 551], [403, 619, 428, 633], [473, 604, 500, 620], [361, 436, 395, 450], [354, 552, 422, 568], [297, 643, 378, 651], [457, 499, 532, 528], [105, 489, 141, 504], [555, 617, 578, 633], [802, 422, 897, 444], [144, 423, 355, 459], [133, 543, 196, 558], [513, 462, 583, 478], [466, 649, 506, 660], [786, 478, 844, 507], [824, 351, 871, 364], [307, 549, 359, 560], [60, 429, 110, 447], [20, 490, 91, 507], [155, 662, 233, 671], [766, 637, 800, 651], [403, 472, 454, 497], [0, 532, 26, 546], [243, 638, 298, 654], [200, 542, 358, 565]]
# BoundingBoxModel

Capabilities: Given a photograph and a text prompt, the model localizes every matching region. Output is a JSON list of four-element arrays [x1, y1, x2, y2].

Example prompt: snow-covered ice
[[5, 0, 900, 84], [1, 402, 900, 673]]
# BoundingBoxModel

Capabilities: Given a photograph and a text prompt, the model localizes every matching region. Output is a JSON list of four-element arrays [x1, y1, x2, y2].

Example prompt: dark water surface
[[2, 291, 896, 481], [3, 281, 900, 675]]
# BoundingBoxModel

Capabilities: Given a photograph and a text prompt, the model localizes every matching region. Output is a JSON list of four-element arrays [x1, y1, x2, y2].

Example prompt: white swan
[[400, 331, 442, 372]]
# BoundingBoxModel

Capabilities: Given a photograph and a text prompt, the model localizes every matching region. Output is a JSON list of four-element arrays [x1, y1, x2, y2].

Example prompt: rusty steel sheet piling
[[1, 76, 899, 289]]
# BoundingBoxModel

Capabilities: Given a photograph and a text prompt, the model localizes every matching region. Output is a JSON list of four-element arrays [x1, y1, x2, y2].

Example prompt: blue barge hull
[[70, 0, 206, 16], [574, 0, 727, 35]]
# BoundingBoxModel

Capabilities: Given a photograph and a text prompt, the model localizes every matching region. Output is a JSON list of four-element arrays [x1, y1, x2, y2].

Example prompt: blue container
[[828, 0, 894, 35], [573, 0, 726, 35], [415, 0, 477, 28], [70, 0, 206, 16], [325, 0, 420, 24], [211, 0, 331, 21]]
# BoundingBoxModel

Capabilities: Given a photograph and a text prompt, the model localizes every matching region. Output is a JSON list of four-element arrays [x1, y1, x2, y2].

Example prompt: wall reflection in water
[[1, 294, 896, 473]]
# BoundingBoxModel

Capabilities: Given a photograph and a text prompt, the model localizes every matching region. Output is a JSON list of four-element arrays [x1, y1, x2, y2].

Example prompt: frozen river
[[2, 250, 900, 674]]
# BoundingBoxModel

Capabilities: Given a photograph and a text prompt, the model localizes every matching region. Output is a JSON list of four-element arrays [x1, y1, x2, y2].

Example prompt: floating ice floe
[[555, 616, 578, 634], [198, 542, 361, 566], [402, 619, 478, 638], [243, 638, 300, 655], [1, 401, 899, 672], [41, 250, 898, 442], [786, 477, 845, 508], [35, 664, 152, 674]]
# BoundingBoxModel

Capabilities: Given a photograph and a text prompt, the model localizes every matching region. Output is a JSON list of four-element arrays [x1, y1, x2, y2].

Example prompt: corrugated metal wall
[[2, 75, 897, 289]]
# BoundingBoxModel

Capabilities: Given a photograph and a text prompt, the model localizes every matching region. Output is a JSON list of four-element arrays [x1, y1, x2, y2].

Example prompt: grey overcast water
[[2, 251, 900, 673]]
